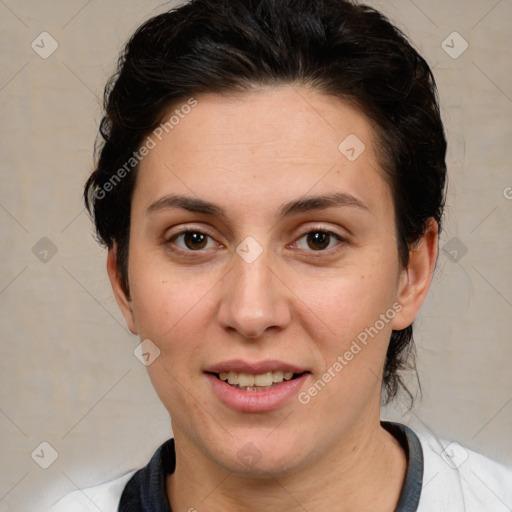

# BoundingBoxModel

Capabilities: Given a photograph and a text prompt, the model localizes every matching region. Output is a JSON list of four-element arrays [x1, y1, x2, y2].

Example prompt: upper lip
[[204, 359, 309, 375]]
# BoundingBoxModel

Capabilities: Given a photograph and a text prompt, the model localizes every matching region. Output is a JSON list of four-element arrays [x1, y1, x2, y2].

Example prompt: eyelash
[[166, 229, 220, 253], [165, 226, 348, 256], [292, 228, 347, 254]]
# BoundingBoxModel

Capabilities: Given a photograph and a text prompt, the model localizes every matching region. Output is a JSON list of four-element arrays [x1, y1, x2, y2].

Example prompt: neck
[[167, 419, 407, 512]]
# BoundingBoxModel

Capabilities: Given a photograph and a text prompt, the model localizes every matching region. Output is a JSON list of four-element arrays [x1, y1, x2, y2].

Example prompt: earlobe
[[107, 244, 138, 335], [391, 219, 439, 331]]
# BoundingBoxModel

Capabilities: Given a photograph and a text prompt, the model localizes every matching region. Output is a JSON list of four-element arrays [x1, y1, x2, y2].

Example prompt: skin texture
[[107, 86, 438, 511]]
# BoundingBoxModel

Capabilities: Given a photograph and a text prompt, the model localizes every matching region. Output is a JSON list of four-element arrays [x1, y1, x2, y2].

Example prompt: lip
[[205, 361, 311, 413], [204, 359, 308, 374]]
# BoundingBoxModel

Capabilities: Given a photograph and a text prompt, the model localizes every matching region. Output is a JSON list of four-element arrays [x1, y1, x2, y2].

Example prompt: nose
[[217, 248, 292, 340]]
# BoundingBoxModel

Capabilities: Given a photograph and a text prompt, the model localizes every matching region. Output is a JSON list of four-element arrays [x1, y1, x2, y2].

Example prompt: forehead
[[133, 86, 391, 217]]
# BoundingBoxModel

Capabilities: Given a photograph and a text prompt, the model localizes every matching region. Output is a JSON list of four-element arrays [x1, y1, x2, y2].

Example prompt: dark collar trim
[[119, 422, 423, 512]]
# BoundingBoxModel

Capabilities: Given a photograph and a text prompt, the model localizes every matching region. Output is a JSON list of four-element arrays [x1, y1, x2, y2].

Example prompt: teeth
[[254, 372, 273, 387], [218, 370, 298, 387], [238, 373, 255, 387], [272, 370, 284, 383], [227, 371, 239, 385]]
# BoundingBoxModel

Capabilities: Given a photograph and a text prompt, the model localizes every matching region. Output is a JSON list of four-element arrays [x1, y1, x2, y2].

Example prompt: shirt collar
[[119, 421, 423, 512]]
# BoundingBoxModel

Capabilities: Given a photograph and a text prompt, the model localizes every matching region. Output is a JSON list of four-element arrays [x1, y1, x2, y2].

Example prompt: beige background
[[0, 0, 510, 510]]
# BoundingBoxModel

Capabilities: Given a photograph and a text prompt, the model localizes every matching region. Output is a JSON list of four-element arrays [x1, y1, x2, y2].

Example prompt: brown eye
[[170, 231, 215, 251], [183, 232, 208, 250], [306, 231, 331, 250], [294, 230, 345, 252]]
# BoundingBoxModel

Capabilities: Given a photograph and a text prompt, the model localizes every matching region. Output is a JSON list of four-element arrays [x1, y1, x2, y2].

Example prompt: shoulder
[[413, 424, 512, 511], [48, 438, 176, 512], [46, 470, 137, 512]]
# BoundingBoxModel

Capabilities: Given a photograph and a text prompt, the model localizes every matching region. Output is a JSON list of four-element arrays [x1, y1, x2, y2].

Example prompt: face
[[109, 86, 434, 477]]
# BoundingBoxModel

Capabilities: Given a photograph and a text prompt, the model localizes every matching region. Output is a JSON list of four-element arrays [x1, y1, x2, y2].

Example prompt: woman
[[48, 0, 512, 510]]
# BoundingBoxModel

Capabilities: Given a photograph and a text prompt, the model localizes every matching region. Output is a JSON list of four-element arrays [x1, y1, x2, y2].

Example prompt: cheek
[[127, 242, 217, 340], [131, 272, 216, 411], [131, 280, 212, 348], [302, 267, 398, 341], [297, 274, 399, 414]]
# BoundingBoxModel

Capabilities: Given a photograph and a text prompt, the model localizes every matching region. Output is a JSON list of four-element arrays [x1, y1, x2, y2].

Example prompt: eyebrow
[[278, 192, 368, 218], [148, 195, 225, 217], [146, 192, 369, 219]]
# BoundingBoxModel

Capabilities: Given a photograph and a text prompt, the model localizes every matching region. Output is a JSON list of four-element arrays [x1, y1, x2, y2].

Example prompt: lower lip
[[206, 373, 310, 412]]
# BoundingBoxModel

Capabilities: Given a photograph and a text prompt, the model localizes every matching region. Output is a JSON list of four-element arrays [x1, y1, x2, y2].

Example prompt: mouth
[[204, 360, 311, 411], [210, 370, 308, 391]]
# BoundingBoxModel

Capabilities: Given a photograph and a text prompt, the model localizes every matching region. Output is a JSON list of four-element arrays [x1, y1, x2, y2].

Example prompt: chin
[[211, 436, 310, 479]]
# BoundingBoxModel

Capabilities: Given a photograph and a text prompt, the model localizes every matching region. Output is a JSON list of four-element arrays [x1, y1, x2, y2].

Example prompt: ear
[[392, 218, 439, 330], [107, 244, 138, 334]]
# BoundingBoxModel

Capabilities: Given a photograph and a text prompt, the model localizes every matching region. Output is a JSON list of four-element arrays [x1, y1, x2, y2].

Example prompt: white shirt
[[47, 424, 512, 511]]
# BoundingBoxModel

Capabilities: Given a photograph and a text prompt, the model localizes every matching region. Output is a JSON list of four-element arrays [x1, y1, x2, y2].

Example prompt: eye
[[169, 231, 217, 251], [294, 230, 345, 251]]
